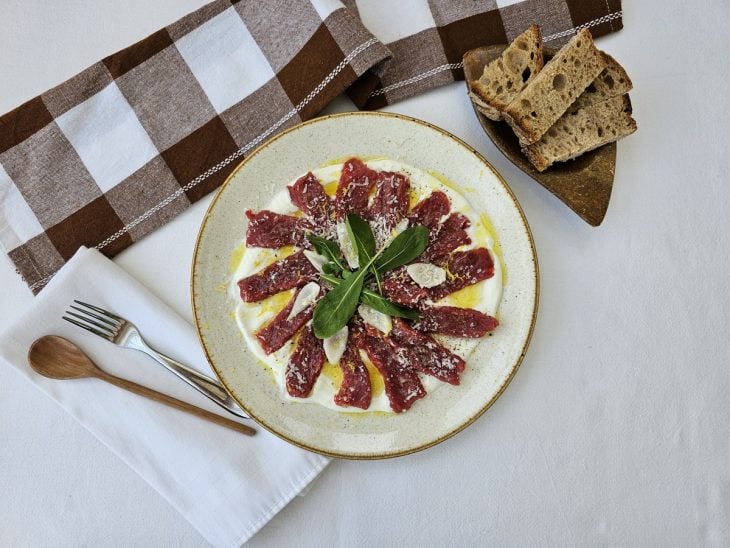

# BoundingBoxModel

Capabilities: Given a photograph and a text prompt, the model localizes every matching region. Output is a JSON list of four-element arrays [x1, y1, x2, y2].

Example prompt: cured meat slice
[[359, 332, 426, 413], [335, 158, 378, 219], [422, 212, 471, 261], [381, 266, 429, 308], [245, 210, 312, 248], [389, 319, 465, 385], [255, 287, 320, 354], [334, 332, 372, 410], [430, 248, 495, 301], [288, 172, 333, 228], [368, 171, 410, 232], [237, 251, 318, 302], [285, 325, 326, 398], [407, 191, 450, 230], [413, 306, 499, 338]]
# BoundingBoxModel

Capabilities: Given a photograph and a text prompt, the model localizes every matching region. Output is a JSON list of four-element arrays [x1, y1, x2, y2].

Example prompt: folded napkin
[[0, 0, 623, 295], [0, 247, 330, 547]]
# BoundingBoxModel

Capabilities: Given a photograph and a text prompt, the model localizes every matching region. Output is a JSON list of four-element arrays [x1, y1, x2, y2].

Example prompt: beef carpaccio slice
[[414, 306, 498, 338], [382, 248, 495, 307], [368, 171, 410, 233], [288, 172, 333, 229], [237, 251, 318, 302], [431, 248, 495, 300], [285, 325, 326, 397], [334, 331, 372, 410], [381, 266, 429, 308], [422, 212, 471, 261], [408, 191, 450, 230], [389, 319, 465, 385], [245, 210, 312, 248], [359, 332, 426, 413], [255, 287, 320, 354], [335, 158, 378, 219]]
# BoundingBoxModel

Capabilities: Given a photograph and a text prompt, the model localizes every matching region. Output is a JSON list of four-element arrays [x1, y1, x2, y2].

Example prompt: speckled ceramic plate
[[192, 112, 538, 459]]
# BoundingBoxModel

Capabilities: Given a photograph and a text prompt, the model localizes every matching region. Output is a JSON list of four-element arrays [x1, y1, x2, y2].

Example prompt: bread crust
[[503, 28, 606, 144], [469, 24, 544, 121], [522, 94, 637, 171], [468, 91, 503, 121], [569, 51, 633, 112]]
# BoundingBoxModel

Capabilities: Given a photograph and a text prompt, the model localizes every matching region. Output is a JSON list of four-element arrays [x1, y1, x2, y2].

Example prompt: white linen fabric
[[0, 247, 329, 547]]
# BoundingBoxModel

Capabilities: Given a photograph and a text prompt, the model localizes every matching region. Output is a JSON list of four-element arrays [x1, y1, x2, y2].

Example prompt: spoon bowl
[[29, 335, 98, 380]]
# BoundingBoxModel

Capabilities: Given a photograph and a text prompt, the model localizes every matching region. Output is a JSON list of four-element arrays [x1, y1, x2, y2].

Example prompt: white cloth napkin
[[0, 247, 330, 547]]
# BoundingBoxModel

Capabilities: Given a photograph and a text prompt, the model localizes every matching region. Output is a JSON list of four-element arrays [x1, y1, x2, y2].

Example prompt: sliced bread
[[503, 28, 606, 144], [468, 91, 503, 120], [570, 51, 633, 112], [469, 24, 544, 121], [522, 94, 637, 172]]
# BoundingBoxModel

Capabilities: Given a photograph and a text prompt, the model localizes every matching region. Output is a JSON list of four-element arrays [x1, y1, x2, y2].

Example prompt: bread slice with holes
[[469, 25, 544, 121], [570, 51, 633, 112], [503, 28, 606, 144], [522, 94, 637, 172]]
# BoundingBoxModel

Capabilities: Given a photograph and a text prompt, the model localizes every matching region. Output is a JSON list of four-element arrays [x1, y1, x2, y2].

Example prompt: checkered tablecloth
[[0, 0, 622, 293]]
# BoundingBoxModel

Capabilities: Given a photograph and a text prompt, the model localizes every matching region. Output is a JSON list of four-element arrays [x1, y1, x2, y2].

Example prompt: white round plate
[[192, 112, 538, 459]]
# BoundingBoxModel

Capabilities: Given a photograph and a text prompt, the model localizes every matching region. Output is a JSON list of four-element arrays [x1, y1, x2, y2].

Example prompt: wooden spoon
[[28, 335, 255, 436]]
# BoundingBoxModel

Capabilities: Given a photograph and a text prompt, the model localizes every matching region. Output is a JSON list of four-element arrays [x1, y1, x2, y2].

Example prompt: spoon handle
[[98, 372, 255, 436]]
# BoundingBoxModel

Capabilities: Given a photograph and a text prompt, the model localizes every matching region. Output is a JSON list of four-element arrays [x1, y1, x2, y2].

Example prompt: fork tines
[[62, 300, 123, 341]]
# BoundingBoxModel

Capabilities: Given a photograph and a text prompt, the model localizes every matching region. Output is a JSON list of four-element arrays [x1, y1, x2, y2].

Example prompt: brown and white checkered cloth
[[0, 0, 622, 293], [348, 0, 623, 108]]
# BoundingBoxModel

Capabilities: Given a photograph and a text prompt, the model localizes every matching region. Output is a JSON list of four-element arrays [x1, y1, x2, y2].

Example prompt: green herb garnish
[[311, 215, 428, 338], [374, 225, 429, 272], [320, 274, 419, 320], [307, 233, 346, 273], [345, 213, 381, 292], [312, 267, 367, 339]]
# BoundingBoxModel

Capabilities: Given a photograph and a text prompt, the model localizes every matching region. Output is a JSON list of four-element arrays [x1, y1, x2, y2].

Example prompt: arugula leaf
[[374, 225, 429, 273], [322, 262, 339, 275], [359, 291, 420, 320], [311, 221, 428, 338], [320, 274, 419, 320], [307, 233, 346, 273], [345, 213, 381, 291], [312, 269, 366, 338]]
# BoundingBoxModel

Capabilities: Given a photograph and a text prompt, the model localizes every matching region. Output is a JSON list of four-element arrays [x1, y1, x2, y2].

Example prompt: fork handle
[[96, 371, 255, 436], [129, 340, 248, 419]]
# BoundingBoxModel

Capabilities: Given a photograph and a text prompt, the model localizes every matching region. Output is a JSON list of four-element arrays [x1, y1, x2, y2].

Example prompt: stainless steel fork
[[63, 300, 247, 419]]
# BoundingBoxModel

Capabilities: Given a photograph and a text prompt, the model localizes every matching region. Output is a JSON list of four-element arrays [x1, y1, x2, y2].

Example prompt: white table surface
[[2, 1, 729, 546]]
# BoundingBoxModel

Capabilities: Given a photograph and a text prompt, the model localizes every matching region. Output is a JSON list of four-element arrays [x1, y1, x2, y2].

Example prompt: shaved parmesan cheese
[[303, 250, 327, 273], [287, 282, 320, 320], [406, 263, 446, 288], [358, 304, 392, 335], [336, 222, 359, 269], [323, 326, 348, 364]]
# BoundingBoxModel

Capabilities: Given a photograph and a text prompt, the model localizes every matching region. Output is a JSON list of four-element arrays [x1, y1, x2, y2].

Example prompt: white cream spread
[[230, 159, 503, 413]]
